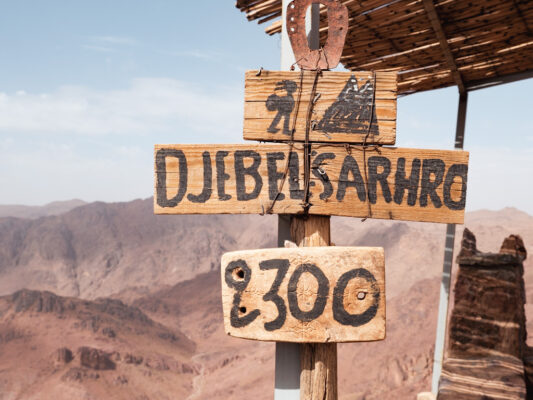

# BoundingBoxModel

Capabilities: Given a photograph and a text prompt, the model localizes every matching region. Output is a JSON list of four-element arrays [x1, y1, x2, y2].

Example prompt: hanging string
[[265, 53, 322, 215], [361, 71, 377, 221], [301, 67, 322, 214], [264, 68, 305, 214], [265, 52, 378, 220]]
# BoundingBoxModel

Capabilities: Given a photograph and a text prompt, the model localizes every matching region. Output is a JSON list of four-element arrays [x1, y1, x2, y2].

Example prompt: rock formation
[[79, 347, 116, 370], [438, 228, 529, 399], [56, 347, 73, 364]]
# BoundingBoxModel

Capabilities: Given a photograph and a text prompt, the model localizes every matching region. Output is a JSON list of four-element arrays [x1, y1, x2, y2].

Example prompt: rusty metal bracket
[[286, 0, 348, 70]]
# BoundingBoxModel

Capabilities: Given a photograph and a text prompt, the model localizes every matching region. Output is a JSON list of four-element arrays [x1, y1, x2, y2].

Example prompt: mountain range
[[0, 198, 531, 399]]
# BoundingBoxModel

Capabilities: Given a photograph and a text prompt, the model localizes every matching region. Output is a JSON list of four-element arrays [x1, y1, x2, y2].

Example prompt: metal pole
[[275, 215, 300, 399], [275, 1, 320, 399], [431, 91, 468, 394]]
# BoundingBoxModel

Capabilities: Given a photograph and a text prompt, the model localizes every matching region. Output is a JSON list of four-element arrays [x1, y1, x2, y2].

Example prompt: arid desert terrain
[[0, 198, 531, 399]]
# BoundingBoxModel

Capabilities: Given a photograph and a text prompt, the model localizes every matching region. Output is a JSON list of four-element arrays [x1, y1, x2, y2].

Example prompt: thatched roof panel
[[236, 0, 533, 94]]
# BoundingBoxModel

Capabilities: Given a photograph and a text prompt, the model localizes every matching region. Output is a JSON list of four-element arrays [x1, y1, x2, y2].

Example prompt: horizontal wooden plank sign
[[154, 144, 469, 224], [243, 70, 397, 145], [221, 246, 385, 343]]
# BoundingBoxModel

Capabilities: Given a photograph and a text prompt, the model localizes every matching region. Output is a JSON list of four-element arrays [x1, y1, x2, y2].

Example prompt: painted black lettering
[[266, 152, 285, 201], [225, 260, 260, 328], [259, 259, 290, 331], [333, 268, 380, 327], [419, 159, 445, 208], [312, 152, 335, 200], [156, 148, 188, 207], [336, 155, 366, 202], [187, 151, 212, 203], [394, 158, 421, 206], [443, 164, 468, 210], [367, 156, 392, 204], [216, 151, 231, 201], [234, 150, 263, 201], [287, 264, 329, 322], [288, 152, 304, 200]]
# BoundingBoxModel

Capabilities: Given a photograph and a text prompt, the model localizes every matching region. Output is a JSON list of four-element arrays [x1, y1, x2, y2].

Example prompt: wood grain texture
[[220, 246, 386, 343], [301, 342, 337, 400], [292, 215, 338, 400], [154, 144, 469, 224], [243, 70, 397, 144], [290, 215, 330, 247]]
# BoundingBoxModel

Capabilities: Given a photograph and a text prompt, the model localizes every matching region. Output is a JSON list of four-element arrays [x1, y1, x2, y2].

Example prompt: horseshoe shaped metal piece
[[286, 0, 348, 70]]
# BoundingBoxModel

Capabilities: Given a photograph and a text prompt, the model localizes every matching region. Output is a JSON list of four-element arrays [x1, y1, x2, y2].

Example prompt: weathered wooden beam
[[153, 144, 470, 224], [512, 0, 532, 37], [466, 69, 533, 91], [221, 246, 386, 342], [276, 4, 319, 398], [291, 215, 337, 400], [422, 0, 466, 94], [243, 70, 398, 145]]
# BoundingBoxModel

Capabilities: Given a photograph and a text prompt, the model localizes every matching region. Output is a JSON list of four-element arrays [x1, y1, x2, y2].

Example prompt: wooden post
[[291, 215, 337, 400], [276, 1, 320, 398]]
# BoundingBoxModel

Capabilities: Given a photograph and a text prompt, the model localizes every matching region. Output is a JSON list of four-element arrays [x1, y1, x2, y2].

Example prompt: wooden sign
[[221, 246, 385, 342], [154, 144, 469, 224], [243, 70, 397, 145]]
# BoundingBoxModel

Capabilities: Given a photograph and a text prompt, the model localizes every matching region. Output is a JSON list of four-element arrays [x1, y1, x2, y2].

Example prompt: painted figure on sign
[[265, 80, 297, 135], [318, 74, 379, 135]]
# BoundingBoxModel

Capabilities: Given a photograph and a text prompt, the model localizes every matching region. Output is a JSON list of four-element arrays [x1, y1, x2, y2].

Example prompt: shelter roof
[[236, 0, 533, 95]]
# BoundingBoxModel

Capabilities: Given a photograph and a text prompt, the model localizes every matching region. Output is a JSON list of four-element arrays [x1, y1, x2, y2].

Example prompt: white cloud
[[0, 139, 152, 204], [89, 36, 138, 46], [0, 78, 245, 204], [83, 44, 114, 53], [0, 78, 243, 141], [161, 49, 218, 60]]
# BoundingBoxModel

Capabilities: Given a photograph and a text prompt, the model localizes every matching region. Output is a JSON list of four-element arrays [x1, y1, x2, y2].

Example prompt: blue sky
[[0, 1, 532, 213]]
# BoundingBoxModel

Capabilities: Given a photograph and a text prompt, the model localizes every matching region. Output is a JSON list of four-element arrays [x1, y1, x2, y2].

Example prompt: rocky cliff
[[438, 230, 529, 399]]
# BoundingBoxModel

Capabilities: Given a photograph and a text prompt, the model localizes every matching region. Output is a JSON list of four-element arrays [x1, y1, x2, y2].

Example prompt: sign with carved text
[[154, 144, 469, 224], [243, 70, 397, 145], [221, 246, 385, 342]]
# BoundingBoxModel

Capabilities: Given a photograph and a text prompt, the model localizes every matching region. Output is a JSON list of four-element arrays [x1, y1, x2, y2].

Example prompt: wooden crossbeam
[[422, 0, 466, 94], [512, 0, 532, 37], [466, 69, 533, 91]]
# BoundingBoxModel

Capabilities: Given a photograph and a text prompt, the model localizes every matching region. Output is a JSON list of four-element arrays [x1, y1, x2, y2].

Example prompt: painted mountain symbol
[[318, 74, 379, 135]]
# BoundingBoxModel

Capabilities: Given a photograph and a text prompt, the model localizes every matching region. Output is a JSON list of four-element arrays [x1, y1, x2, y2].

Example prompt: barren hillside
[[0, 289, 195, 400], [0, 199, 531, 399]]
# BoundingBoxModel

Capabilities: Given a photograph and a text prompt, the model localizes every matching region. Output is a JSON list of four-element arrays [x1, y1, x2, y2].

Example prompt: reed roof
[[236, 0, 533, 95]]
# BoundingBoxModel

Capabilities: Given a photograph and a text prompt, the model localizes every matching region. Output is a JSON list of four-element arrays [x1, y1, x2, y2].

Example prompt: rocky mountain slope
[[0, 198, 531, 399], [0, 289, 195, 400], [0, 199, 277, 298], [1, 198, 531, 301], [130, 270, 440, 399], [0, 199, 86, 219]]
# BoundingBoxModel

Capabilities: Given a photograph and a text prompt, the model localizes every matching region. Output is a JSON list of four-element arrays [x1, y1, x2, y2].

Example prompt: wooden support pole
[[276, 1, 321, 399], [291, 215, 337, 400], [422, 0, 466, 94], [290, 215, 330, 247], [300, 343, 338, 400]]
